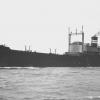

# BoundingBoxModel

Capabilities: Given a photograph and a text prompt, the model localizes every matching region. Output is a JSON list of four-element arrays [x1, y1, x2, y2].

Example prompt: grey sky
[[0, 0, 100, 53]]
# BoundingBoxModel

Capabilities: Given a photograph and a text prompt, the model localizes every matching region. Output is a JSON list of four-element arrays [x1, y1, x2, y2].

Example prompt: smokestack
[[91, 36, 98, 47]]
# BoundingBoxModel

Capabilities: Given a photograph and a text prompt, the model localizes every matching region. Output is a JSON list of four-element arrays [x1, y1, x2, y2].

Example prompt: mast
[[49, 48, 51, 54], [68, 27, 71, 52], [82, 25, 84, 52], [29, 45, 30, 51], [55, 49, 56, 54], [25, 45, 27, 51]]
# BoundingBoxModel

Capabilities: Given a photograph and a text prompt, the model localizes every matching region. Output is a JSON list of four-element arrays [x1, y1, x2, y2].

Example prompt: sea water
[[0, 67, 100, 100]]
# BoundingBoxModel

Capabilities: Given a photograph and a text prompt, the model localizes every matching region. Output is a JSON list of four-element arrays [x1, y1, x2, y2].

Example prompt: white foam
[[87, 96, 100, 99]]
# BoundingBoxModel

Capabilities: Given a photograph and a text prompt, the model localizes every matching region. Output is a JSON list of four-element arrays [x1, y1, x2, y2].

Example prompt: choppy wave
[[0, 67, 100, 100]]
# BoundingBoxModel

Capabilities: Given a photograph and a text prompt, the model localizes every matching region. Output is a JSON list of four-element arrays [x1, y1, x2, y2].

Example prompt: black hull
[[0, 48, 100, 67]]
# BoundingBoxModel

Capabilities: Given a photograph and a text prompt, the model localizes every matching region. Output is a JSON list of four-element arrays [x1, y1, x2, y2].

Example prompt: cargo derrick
[[68, 26, 84, 53]]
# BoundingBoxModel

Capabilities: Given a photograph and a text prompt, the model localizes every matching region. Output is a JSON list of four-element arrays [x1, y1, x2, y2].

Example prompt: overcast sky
[[0, 0, 100, 54]]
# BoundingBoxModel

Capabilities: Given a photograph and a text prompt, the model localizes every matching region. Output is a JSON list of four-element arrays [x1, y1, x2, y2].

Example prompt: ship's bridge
[[69, 41, 100, 53]]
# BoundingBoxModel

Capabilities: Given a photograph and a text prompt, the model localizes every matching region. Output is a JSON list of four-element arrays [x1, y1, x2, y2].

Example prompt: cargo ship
[[0, 27, 100, 67]]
